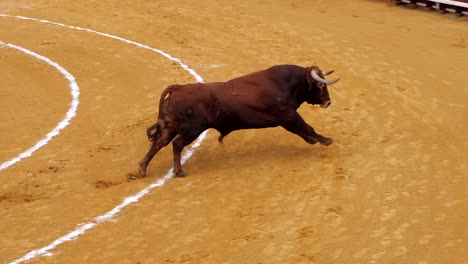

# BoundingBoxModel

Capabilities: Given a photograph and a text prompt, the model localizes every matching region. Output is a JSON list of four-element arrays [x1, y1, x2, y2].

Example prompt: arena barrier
[[389, 0, 468, 15]]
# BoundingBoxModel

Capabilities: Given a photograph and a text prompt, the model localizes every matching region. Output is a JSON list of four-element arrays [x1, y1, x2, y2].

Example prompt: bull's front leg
[[280, 110, 333, 146]]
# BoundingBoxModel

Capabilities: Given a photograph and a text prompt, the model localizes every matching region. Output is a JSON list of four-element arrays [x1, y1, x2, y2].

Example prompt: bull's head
[[306, 66, 340, 108]]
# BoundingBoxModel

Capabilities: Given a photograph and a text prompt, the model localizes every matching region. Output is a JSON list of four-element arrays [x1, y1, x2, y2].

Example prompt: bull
[[139, 64, 339, 177]]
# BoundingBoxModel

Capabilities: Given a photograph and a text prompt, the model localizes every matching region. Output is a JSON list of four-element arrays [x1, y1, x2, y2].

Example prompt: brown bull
[[139, 64, 339, 177]]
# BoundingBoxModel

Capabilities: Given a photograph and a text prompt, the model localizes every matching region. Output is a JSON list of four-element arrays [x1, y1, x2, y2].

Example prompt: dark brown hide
[[139, 64, 338, 177]]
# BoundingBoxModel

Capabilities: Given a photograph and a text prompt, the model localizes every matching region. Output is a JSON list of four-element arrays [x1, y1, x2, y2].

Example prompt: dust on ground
[[0, 0, 467, 263]]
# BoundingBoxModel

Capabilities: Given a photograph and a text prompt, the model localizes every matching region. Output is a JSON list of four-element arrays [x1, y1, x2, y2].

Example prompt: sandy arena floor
[[0, 0, 467, 263]]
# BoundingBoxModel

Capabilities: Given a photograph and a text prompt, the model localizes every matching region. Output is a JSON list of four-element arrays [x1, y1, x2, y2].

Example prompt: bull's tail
[[146, 86, 174, 142]]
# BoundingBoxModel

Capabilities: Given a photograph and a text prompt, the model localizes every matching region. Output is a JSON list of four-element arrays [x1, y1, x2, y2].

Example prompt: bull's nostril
[[321, 101, 331, 108]]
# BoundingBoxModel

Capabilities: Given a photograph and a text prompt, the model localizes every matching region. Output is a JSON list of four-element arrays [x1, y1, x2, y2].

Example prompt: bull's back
[[162, 65, 296, 131], [209, 78, 283, 130]]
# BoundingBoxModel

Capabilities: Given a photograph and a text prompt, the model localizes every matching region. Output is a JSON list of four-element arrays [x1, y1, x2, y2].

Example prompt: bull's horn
[[322, 70, 334, 76], [311, 70, 340, 85]]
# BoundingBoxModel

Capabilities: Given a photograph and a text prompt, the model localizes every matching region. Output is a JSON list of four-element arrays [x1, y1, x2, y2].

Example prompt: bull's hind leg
[[139, 128, 177, 177], [172, 129, 204, 177], [280, 111, 333, 146]]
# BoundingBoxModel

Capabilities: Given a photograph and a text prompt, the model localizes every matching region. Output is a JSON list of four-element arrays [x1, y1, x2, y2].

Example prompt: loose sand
[[1, 0, 467, 263]]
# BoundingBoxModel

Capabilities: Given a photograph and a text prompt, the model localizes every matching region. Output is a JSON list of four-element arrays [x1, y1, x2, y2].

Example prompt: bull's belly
[[211, 111, 278, 133]]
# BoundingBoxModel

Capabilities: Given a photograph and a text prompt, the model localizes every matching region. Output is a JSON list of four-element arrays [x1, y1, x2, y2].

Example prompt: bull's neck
[[290, 67, 310, 108]]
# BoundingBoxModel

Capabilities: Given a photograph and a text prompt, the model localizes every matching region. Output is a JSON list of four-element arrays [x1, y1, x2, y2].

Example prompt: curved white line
[[0, 14, 204, 83], [1, 14, 208, 264], [10, 133, 207, 264], [0, 41, 80, 171]]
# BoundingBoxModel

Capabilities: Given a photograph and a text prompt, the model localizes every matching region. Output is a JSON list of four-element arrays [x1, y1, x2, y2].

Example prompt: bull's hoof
[[174, 170, 187, 177], [320, 137, 333, 146], [127, 173, 140, 180], [138, 164, 147, 178]]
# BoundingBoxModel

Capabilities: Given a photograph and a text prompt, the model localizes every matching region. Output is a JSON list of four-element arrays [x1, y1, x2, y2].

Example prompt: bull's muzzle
[[320, 100, 331, 108]]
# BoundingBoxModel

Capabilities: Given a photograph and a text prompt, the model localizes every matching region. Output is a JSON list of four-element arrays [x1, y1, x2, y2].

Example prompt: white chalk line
[[0, 41, 80, 172], [9, 132, 207, 264], [0, 14, 203, 83], [0, 11, 202, 171], [2, 14, 208, 264]]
